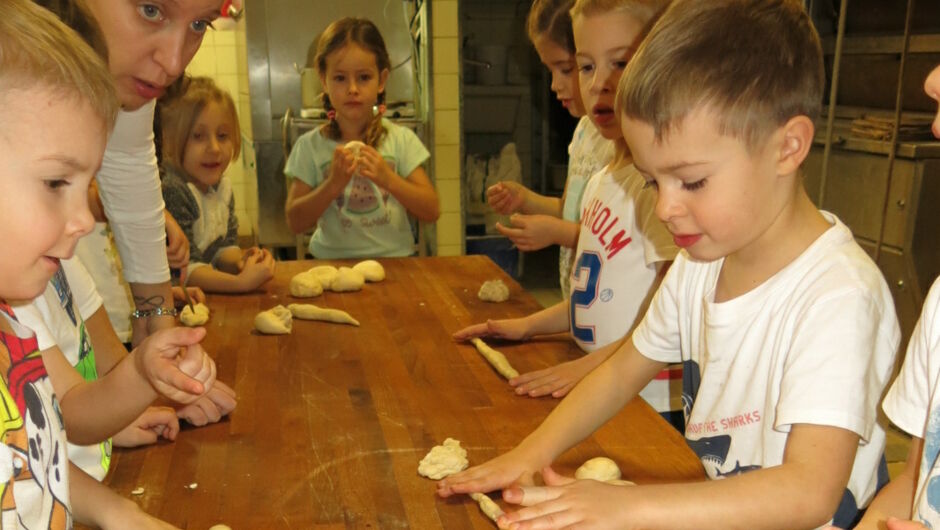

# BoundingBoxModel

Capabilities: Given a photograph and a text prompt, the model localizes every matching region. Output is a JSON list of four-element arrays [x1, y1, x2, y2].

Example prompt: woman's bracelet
[[131, 307, 179, 319]]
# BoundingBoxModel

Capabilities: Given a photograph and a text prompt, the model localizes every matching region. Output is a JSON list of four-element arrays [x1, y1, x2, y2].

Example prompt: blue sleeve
[[391, 126, 430, 179], [284, 131, 326, 189]]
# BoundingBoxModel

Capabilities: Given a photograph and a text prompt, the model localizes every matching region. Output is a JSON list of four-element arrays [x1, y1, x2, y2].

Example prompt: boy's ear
[[378, 68, 390, 94], [776, 115, 814, 175]]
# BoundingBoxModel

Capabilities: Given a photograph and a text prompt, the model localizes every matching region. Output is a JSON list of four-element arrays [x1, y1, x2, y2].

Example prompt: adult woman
[[37, 0, 236, 426]]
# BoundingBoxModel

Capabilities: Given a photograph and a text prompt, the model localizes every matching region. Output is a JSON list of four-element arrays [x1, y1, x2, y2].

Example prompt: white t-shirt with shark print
[[631, 212, 899, 529]]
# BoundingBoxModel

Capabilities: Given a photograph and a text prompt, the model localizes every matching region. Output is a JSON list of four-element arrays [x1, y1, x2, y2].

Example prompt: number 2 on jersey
[[570, 252, 601, 343]]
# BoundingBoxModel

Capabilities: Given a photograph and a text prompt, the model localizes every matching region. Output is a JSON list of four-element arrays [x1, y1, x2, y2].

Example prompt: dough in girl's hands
[[344, 140, 366, 161], [289, 271, 323, 298], [254, 305, 292, 335], [309, 265, 339, 290], [331, 267, 365, 292], [179, 303, 210, 327], [352, 260, 385, 282], [477, 279, 509, 302]]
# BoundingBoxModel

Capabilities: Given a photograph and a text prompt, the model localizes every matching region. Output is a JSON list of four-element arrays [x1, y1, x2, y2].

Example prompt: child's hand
[[113, 406, 180, 448], [356, 145, 394, 189], [497, 466, 634, 530], [134, 327, 215, 405], [171, 286, 205, 307], [487, 181, 527, 215], [176, 380, 237, 426], [103, 501, 182, 530], [496, 214, 562, 251], [510, 356, 597, 399], [453, 318, 530, 342], [238, 248, 275, 290], [886, 519, 929, 530], [164, 211, 190, 269], [437, 447, 543, 498], [328, 145, 356, 190]]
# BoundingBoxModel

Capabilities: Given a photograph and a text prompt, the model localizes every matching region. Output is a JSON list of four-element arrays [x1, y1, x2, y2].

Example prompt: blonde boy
[[0, 1, 213, 527], [439, 1, 899, 528]]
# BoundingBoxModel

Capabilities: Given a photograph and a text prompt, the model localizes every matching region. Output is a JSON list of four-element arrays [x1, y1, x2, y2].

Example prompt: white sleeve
[[632, 253, 685, 363], [10, 294, 57, 352], [61, 258, 103, 320], [96, 101, 170, 284], [776, 288, 899, 442], [883, 279, 940, 438]]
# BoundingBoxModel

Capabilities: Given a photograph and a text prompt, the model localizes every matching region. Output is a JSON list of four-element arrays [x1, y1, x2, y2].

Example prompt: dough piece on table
[[179, 302, 210, 327], [288, 303, 360, 326], [470, 492, 505, 523], [309, 265, 339, 290], [331, 266, 365, 292], [352, 259, 385, 282], [417, 438, 468, 480], [289, 271, 323, 298], [575, 457, 622, 482], [470, 338, 519, 379], [477, 279, 509, 303], [254, 305, 292, 335]]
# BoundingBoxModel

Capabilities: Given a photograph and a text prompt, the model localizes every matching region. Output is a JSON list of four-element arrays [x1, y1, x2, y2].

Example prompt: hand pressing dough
[[309, 265, 339, 290], [179, 303, 210, 327], [289, 271, 323, 298], [331, 267, 365, 292], [470, 492, 505, 523], [470, 338, 519, 379], [575, 457, 622, 482], [208, 525, 233, 530], [417, 438, 468, 480], [477, 279, 509, 303], [254, 305, 292, 335], [344, 140, 366, 160], [288, 303, 360, 326], [352, 260, 385, 282]]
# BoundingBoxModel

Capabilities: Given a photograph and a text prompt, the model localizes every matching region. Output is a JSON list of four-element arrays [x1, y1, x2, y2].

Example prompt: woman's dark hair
[[314, 17, 391, 147]]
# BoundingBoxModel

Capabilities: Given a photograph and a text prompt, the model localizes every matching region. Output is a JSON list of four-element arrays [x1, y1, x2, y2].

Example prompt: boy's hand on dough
[[453, 318, 530, 342], [437, 447, 542, 498], [113, 406, 180, 447], [510, 355, 598, 399], [135, 327, 215, 404]]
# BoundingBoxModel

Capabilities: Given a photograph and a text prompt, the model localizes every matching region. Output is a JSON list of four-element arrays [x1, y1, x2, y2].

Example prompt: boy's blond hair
[[0, 0, 118, 128], [570, 0, 670, 28], [617, 0, 824, 152], [160, 76, 242, 171]]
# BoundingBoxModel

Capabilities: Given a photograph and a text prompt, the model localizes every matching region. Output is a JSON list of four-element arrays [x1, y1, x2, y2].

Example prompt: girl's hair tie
[[372, 103, 386, 117], [327, 109, 337, 121]]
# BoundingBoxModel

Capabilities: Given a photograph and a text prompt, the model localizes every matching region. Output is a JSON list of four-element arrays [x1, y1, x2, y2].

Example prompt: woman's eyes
[[137, 4, 164, 22]]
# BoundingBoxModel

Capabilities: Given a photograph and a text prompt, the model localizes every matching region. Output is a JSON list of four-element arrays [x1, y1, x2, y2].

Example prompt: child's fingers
[[494, 223, 524, 240], [452, 323, 488, 340], [541, 466, 576, 487], [150, 326, 207, 356], [205, 383, 238, 416], [505, 484, 564, 507], [886, 519, 929, 530]]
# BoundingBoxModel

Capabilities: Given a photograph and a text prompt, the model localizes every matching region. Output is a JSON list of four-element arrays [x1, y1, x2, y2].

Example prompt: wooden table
[[102, 256, 703, 529]]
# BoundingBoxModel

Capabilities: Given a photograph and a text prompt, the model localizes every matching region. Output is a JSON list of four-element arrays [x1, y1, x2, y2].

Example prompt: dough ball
[[477, 279, 509, 303], [254, 305, 293, 335], [331, 267, 365, 292], [179, 303, 210, 327], [352, 260, 385, 282], [208, 525, 233, 530], [574, 457, 622, 482], [289, 271, 323, 298], [344, 140, 366, 161], [418, 438, 468, 480], [309, 265, 339, 290]]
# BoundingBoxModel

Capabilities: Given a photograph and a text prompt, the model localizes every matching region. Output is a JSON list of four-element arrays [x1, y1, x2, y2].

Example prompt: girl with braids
[[285, 17, 439, 259]]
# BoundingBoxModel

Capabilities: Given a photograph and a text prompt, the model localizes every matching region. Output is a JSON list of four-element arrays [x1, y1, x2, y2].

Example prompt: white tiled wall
[[186, 17, 258, 240], [431, 0, 464, 257]]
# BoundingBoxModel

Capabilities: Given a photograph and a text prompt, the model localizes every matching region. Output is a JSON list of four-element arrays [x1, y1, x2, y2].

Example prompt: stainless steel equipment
[[247, 0, 426, 248]]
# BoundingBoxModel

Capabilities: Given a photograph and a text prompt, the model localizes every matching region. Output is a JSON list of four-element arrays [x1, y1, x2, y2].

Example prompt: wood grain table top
[[98, 256, 703, 529]]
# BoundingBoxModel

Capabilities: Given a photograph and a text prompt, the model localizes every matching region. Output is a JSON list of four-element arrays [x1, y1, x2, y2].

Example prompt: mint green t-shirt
[[285, 119, 430, 258]]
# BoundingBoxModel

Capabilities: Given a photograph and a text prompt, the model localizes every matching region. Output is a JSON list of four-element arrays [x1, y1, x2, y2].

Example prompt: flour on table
[[418, 438, 468, 480]]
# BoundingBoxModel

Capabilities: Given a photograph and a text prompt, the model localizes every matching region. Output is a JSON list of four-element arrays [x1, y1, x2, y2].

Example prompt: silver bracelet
[[130, 307, 179, 319]]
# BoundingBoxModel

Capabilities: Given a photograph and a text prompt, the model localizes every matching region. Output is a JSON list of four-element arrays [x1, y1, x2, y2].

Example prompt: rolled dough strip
[[469, 492, 505, 523], [254, 305, 292, 335], [288, 303, 360, 326], [470, 338, 519, 379]]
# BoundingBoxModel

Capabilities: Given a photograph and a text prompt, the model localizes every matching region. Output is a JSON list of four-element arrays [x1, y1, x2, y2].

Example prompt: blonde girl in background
[[161, 77, 276, 293], [285, 17, 440, 259], [487, 0, 615, 297]]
